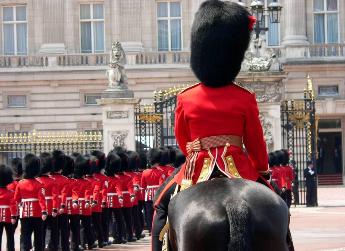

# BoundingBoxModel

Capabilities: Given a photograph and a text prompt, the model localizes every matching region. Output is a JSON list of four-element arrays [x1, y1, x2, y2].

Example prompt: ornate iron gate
[[0, 130, 103, 165], [281, 77, 317, 205], [135, 86, 187, 152]]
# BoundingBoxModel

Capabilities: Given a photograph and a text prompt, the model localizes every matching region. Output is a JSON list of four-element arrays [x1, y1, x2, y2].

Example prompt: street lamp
[[237, 0, 282, 39]]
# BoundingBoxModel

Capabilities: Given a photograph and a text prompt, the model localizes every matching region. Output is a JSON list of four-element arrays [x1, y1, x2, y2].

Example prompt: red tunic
[[0, 188, 17, 223], [85, 176, 102, 213], [116, 173, 135, 208], [106, 176, 121, 209], [36, 175, 55, 215], [174, 83, 268, 185], [7, 180, 19, 192], [281, 165, 294, 190], [271, 166, 283, 190], [94, 173, 108, 207], [14, 179, 47, 218], [64, 178, 75, 215], [50, 173, 69, 211], [125, 172, 139, 206], [141, 167, 165, 201], [135, 171, 145, 201]]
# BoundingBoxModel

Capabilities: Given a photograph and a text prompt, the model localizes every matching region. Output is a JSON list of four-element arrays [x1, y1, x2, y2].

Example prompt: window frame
[[312, 0, 339, 44], [7, 94, 27, 108], [84, 93, 101, 106], [2, 5, 28, 55], [156, 1, 183, 52], [318, 85, 339, 97], [79, 3, 105, 53], [264, 0, 281, 47]]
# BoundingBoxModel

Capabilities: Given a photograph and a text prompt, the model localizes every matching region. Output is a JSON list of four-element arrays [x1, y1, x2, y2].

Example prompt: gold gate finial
[[305, 75, 315, 100]]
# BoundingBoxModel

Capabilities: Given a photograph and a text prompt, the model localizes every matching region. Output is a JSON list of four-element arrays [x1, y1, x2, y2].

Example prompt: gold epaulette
[[232, 82, 254, 94], [178, 83, 200, 95]]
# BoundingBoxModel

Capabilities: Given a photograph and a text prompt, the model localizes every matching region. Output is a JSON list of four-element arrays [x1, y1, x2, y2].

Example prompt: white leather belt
[[45, 196, 53, 200], [122, 191, 129, 194], [78, 198, 85, 201], [147, 185, 159, 189], [22, 198, 39, 202], [0, 205, 10, 209], [107, 193, 117, 196]]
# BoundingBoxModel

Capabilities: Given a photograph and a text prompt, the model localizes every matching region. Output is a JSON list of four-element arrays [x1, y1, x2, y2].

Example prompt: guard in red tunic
[[105, 151, 126, 244], [85, 156, 104, 248], [157, 147, 175, 184], [51, 150, 70, 251], [0, 165, 17, 251], [114, 147, 136, 242], [151, 2, 271, 250], [14, 153, 47, 251], [91, 150, 108, 246], [127, 150, 145, 240], [7, 157, 22, 232], [278, 150, 294, 208], [142, 148, 166, 236], [37, 152, 58, 251]]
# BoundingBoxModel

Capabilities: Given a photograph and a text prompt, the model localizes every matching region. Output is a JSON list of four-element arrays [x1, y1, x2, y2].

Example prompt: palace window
[[313, 0, 338, 44], [7, 95, 26, 108], [266, 0, 280, 46], [318, 85, 339, 97], [80, 4, 105, 53], [2, 5, 27, 55], [84, 94, 101, 105], [157, 2, 182, 51]]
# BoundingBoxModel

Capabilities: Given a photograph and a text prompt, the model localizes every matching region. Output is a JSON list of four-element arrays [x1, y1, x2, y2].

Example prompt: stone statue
[[243, 36, 276, 72], [106, 41, 128, 89]]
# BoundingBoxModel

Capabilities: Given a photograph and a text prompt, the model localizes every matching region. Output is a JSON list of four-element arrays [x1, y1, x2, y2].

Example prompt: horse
[[167, 178, 289, 251]]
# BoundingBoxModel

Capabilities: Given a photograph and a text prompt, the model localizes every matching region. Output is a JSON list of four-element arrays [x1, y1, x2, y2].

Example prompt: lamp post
[[238, 0, 282, 39]]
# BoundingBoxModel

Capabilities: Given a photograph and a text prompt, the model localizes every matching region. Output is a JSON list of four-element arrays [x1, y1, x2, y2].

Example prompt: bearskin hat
[[11, 157, 23, 178], [62, 155, 74, 177], [159, 147, 169, 166], [105, 151, 121, 176], [281, 149, 290, 165], [73, 154, 88, 179], [147, 148, 162, 167], [268, 152, 277, 168], [127, 150, 140, 171], [174, 149, 186, 169], [113, 146, 129, 172], [167, 146, 177, 165], [0, 164, 13, 187], [139, 152, 148, 170], [91, 150, 106, 172], [190, 0, 251, 87], [88, 155, 99, 175], [39, 152, 53, 175], [52, 150, 66, 173], [23, 153, 40, 179]]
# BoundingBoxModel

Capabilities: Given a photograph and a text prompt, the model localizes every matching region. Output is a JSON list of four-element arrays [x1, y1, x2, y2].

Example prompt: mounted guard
[[152, 1, 294, 250]]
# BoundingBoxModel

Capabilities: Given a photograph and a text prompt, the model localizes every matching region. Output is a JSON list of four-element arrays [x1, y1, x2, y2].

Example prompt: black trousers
[[109, 208, 125, 242], [42, 215, 58, 251], [152, 182, 177, 251], [101, 208, 109, 243], [132, 205, 142, 238], [138, 201, 145, 233], [81, 216, 93, 247], [20, 217, 43, 251], [92, 212, 104, 246], [0, 222, 15, 251], [69, 215, 81, 251], [144, 201, 154, 233], [281, 189, 293, 208], [57, 214, 70, 251], [122, 207, 133, 240]]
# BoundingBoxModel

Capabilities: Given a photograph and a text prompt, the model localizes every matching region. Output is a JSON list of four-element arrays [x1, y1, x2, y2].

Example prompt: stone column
[[282, 0, 308, 46], [99, 97, 140, 153]]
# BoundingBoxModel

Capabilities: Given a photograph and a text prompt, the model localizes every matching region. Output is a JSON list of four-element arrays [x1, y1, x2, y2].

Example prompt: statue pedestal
[[98, 89, 140, 153]]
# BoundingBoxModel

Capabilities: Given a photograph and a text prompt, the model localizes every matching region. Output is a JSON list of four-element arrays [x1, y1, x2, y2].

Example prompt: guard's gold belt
[[186, 135, 242, 154]]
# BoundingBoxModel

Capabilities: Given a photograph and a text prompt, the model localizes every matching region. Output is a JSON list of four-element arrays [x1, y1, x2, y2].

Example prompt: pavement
[[2, 186, 345, 251]]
